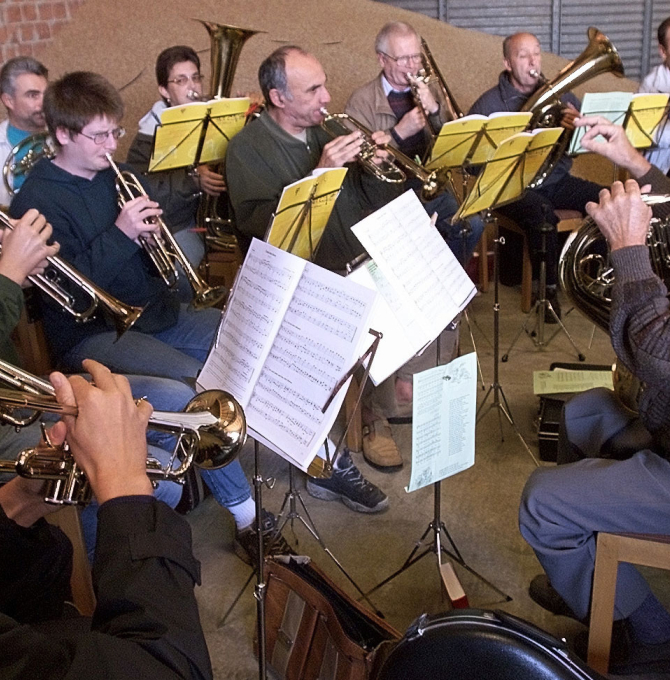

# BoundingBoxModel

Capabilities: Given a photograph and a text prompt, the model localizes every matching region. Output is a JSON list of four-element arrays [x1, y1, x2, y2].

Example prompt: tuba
[[0, 358, 247, 504], [195, 20, 262, 238], [2, 132, 54, 201], [522, 27, 625, 189], [0, 209, 143, 338], [558, 194, 670, 411], [106, 154, 228, 309], [320, 109, 451, 201]]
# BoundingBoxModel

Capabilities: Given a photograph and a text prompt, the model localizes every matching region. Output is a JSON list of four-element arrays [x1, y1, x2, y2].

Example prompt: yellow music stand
[[265, 168, 347, 261], [624, 93, 669, 150], [148, 97, 250, 172]]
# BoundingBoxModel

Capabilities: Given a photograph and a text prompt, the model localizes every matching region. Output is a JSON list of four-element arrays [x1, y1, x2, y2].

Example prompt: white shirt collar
[[381, 74, 410, 96]]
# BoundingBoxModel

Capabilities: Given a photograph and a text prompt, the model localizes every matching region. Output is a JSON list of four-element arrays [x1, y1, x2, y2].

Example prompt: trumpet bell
[[185, 389, 247, 469]]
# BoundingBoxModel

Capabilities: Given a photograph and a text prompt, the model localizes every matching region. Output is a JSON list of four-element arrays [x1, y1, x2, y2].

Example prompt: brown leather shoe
[[362, 419, 403, 471]]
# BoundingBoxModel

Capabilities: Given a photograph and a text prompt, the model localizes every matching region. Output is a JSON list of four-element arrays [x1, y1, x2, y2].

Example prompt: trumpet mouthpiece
[[530, 69, 540, 77], [319, 107, 329, 116]]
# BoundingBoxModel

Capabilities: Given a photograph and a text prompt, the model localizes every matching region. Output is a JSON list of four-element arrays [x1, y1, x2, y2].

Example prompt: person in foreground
[[0, 359, 212, 680], [519, 115, 670, 673]]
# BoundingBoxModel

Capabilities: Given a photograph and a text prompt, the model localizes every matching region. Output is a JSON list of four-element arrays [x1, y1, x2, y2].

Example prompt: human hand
[[407, 76, 439, 115], [0, 209, 60, 285], [393, 107, 426, 140], [317, 130, 364, 167], [50, 359, 154, 504], [115, 196, 162, 242], [560, 102, 579, 131], [575, 116, 652, 178], [585, 179, 652, 251], [196, 164, 227, 196]]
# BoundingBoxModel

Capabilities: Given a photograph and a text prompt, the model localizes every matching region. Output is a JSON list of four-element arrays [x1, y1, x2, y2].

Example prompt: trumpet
[[319, 109, 450, 201], [105, 155, 227, 309], [0, 209, 143, 338], [0, 358, 247, 505]]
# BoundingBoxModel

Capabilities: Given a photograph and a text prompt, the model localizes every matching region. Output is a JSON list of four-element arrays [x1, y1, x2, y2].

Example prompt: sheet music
[[352, 190, 476, 341], [198, 239, 377, 471], [407, 353, 476, 493]]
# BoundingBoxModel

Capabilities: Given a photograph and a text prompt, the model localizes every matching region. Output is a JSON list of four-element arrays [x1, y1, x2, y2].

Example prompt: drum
[[374, 609, 604, 680]]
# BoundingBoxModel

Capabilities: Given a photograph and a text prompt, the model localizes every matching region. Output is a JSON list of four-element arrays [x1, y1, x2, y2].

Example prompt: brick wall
[[0, 0, 86, 64]]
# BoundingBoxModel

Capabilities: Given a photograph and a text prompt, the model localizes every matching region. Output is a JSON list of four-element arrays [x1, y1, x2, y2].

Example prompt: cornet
[[320, 109, 450, 201], [106, 155, 228, 309], [0, 358, 247, 505], [0, 209, 143, 338]]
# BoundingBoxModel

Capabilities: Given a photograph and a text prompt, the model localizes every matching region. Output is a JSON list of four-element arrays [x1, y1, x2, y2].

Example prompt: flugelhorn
[[320, 109, 450, 200], [106, 154, 227, 309], [0, 209, 143, 338], [0, 358, 247, 504]]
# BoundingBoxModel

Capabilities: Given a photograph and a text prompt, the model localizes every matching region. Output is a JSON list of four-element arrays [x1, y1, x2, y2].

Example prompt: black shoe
[[234, 509, 293, 566], [306, 449, 389, 513], [529, 574, 579, 619]]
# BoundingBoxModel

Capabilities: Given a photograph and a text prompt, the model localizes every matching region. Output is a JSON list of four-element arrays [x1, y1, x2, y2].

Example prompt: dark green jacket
[[0, 274, 23, 367]]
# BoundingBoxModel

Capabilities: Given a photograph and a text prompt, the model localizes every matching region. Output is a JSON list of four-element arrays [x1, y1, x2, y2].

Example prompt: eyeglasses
[[78, 127, 126, 145], [380, 52, 423, 67], [167, 74, 203, 87]]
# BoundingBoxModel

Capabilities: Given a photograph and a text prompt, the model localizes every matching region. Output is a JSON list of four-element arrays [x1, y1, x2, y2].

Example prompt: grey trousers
[[519, 387, 670, 620]]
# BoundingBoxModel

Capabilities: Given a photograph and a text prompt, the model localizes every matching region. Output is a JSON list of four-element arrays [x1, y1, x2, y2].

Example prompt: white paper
[[407, 353, 476, 493], [198, 239, 377, 471], [350, 190, 476, 384], [569, 91, 634, 154]]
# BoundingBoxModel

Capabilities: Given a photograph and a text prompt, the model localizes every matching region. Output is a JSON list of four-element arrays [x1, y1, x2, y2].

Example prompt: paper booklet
[[197, 238, 377, 472], [624, 93, 670, 149], [568, 91, 634, 155], [265, 168, 347, 261], [148, 97, 250, 172], [347, 190, 476, 385]]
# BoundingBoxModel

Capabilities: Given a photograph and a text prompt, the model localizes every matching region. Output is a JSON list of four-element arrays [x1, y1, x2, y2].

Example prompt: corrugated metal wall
[[373, 0, 670, 80]]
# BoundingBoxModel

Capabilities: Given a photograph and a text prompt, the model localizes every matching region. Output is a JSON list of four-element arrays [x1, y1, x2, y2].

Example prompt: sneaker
[[363, 418, 403, 471], [306, 449, 389, 513], [529, 574, 579, 619], [234, 509, 293, 566]]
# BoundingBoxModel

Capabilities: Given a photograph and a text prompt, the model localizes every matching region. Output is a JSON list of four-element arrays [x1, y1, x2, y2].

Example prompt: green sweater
[[226, 110, 399, 271]]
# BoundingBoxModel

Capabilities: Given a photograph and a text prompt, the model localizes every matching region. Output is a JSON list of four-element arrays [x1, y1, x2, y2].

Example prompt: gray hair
[[375, 21, 419, 55], [259, 45, 309, 107], [0, 57, 48, 97]]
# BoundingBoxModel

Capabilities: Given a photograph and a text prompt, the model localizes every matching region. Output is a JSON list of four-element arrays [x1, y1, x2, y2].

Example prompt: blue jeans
[[173, 227, 206, 304], [62, 305, 221, 383], [423, 191, 485, 265]]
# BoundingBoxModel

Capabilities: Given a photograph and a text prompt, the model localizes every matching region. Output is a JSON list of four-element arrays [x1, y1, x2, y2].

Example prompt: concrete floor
[[185, 280, 670, 679]]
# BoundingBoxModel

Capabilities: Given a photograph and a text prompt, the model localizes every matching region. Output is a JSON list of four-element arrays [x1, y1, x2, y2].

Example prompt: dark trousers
[[497, 174, 602, 285]]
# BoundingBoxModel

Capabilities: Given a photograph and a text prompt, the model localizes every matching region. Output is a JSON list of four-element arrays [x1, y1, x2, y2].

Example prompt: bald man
[[470, 32, 602, 321]]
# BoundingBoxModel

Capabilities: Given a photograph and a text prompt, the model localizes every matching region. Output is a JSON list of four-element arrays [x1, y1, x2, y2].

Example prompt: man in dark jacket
[[470, 33, 602, 319], [0, 359, 213, 680]]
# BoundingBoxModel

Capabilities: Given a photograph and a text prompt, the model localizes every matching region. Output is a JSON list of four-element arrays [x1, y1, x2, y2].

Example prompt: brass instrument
[[0, 209, 143, 338], [2, 132, 54, 199], [408, 38, 463, 136], [0, 358, 247, 504], [558, 194, 670, 411], [522, 27, 625, 189], [320, 109, 451, 201], [195, 20, 262, 238], [106, 154, 227, 309]]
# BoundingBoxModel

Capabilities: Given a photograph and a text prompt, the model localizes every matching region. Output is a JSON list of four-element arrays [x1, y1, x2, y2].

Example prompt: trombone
[[0, 358, 247, 505], [106, 154, 228, 309], [0, 209, 144, 338]]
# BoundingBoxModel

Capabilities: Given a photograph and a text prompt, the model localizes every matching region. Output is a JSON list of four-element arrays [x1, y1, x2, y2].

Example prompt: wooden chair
[[46, 505, 96, 616], [587, 532, 670, 674], [496, 209, 584, 312]]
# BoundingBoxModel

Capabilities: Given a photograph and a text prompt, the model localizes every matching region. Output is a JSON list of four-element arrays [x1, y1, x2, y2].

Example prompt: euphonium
[[0, 358, 247, 505], [2, 132, 54, 200], [319, 109, 450, 201], [106, 154, 227, 309], [0, 209, 143, 338], [522, 27, 625, 189]]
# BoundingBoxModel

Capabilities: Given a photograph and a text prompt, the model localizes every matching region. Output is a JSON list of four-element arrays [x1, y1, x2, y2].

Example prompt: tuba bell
[[522, 27, 625, 189]]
